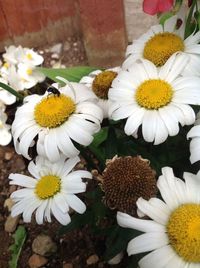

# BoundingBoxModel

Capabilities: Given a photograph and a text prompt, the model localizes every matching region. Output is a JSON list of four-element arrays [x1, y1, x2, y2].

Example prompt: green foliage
[[9, 226, 27, 268], [0, 82, 24, 101], [194, 9, 200, 30], [92, 127, 108, 147], [185, 0, 197, 38], [159, 12, 174, 26], [104, 225, 141, 262], [38, 66, 100, 83]]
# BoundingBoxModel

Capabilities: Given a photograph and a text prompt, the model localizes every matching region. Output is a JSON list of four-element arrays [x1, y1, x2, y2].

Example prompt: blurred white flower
[[3, 45, 44, 67], [22, 48, 44, 66], [0, 77, 16, 105], [0, 62, 10, 79], [3, 45, 24, 65], [18, 63, 45, 88], [0, 109, 12, 146], [6, 65, 27, 91]]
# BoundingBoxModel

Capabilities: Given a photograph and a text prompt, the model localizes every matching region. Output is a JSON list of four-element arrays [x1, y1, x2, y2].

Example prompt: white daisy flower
[[6, 65, 26, 92], [3, 45, 24, 65], [0, 62, 10, 79], [109, 54, 200, 144], [0, 77, 16, 105], [80, 67, 120, 119], [3, 45, 43, 67], [12, 80, 103, 162], [18, 63, 45, 88], [123, 15, 200, 76], [117, 166, 200, 268], [187, 111, 200, 164], [0, 109, 12, 146], [21, 48, 44, 66], [9, 156, 92, 225]]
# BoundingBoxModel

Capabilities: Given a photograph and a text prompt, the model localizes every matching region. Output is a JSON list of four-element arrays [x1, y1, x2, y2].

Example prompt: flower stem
[[0, 82, 24, 101]]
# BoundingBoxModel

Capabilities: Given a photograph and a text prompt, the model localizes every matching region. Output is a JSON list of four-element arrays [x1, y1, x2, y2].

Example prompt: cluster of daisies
[[6, 13, 200, 268], [0, 45, 45, 146]]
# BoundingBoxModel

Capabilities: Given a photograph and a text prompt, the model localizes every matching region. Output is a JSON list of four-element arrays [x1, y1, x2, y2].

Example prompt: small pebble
[[108, 252, 124, 265], [63, 41, 70, 51], [4, 198, 14, 211], [51, 53, 59, 59], [86, 254, 99, 265], [4, 152, 13, 160], [28, 254, 48, 268], [50, 43, 62, 54], [4, 214, 20, 233], [32, 234, 57, 256]]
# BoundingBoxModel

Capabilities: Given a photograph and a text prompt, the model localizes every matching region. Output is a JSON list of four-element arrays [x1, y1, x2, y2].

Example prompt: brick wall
[[0, 0, 81, 50], [0, 0, 157, 66]]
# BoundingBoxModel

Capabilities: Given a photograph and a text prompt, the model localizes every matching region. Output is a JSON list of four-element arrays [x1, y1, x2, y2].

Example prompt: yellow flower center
[[92, 70, 117, 99], [26, 53, 33, 60], [167, 204, 200, 263], [34, 94, 75, 128], [0, 120, 3, 128], [3, 62, 9, 69], [135, 79, 173, 109], [26, 68, 33, 75], [143, 32, 184, 67], [35, 175, 61, 199]]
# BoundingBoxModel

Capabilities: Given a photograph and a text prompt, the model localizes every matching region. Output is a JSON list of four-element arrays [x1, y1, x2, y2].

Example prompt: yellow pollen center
[[26, 53, 33, 60], [35, 175, 61, 199], [135, 79, 173, 109], [3, 62, 9, 69], [34, 94, 75, 128], [92, 70, 117, 99], [167, 204, 200, 263], [26, 68, 33, 75], [0, 120, 3, 128], [143, 32, 184, 66]]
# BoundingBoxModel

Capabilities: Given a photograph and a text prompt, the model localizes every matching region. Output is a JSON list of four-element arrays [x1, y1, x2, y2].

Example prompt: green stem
[[0, 82, 24, 101]]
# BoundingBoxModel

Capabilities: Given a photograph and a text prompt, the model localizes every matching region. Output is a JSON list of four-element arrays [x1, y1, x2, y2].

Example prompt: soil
[[0, 37, 129, 268]]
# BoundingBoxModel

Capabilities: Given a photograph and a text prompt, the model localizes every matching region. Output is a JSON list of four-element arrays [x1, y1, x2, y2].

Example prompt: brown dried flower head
[[101, 155, 157, 216], [92, 70, 117, 99]]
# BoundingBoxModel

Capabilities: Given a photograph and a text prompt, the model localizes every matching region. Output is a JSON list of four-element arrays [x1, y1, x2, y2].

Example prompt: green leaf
[[105, 127, 118, 159], [0, 82, 24, 101], [91, 127, 108, 147], [185, 0, 197, 38], [159, 12, 174, 26], [174, 0, 183, 12], [194, 10, 200, 31], [9, 226, 27, 268], [38, 66, 100, 83], [88, 143, 106, 168]]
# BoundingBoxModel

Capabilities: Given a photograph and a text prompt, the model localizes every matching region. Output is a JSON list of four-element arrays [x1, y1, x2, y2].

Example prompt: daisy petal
[[128, 232, 169, 255], [117, 212, 165, 233], [65, 194, 86, 214], [138, 245, 177, 268]]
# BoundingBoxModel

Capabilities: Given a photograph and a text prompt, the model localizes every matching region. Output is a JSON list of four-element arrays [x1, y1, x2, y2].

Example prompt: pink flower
[[143, 0, 174, 15]]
